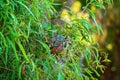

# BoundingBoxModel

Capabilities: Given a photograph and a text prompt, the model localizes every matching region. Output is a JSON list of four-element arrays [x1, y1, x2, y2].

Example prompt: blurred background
[[96, 1, 120, 80], [54, 0, 120, 80]]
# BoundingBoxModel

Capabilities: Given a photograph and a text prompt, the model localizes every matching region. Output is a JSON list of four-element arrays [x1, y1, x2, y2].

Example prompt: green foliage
[[0, 0, 110, 80]]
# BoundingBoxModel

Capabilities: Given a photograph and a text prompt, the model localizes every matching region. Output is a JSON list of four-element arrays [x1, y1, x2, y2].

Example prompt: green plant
[[0, 0, 111, 80]]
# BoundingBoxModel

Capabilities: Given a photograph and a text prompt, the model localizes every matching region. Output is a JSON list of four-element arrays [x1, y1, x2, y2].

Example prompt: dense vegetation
[[0, 0, 111, 80]]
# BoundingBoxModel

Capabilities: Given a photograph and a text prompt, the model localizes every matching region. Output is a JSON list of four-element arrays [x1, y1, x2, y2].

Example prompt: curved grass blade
[[16, 39, 29, 62], [7, 37, 19, 61], [0, 32, 7, 47], [16, 1, 36, 20]]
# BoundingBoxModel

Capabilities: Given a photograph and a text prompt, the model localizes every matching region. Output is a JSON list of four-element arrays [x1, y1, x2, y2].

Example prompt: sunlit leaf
[[92, 2, 105, 9], [16, 39, 29, 62]]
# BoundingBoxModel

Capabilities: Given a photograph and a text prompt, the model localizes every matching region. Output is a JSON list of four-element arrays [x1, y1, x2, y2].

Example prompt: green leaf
[[7, 37, 19, 61], [92, 2, 105, 9], [89, 9, 103, 34], [92, 69, 100, 77], [58, 72, 64, 80], [16, 1, 36, 20], [0, 32, 7, 47], [27, 19, 31, 37], [104, 0, 112, 4], [84, 68, 92, 77], [79, 19, 96, 33], [37, 40, 50, 54], [18, 64, 23, 79], [16, 39, 30, 62]]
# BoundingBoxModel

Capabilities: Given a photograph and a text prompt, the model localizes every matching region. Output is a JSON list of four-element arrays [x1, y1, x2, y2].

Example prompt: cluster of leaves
[[0, 0, 111, 80]]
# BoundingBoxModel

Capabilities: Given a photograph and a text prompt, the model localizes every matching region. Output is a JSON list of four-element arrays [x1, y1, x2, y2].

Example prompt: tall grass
[[0, 0, 110, 80]]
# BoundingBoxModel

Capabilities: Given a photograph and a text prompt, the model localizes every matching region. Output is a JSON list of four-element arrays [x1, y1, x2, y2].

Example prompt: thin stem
[[81, 0, 94, 13], [0, 66, 17, 72]]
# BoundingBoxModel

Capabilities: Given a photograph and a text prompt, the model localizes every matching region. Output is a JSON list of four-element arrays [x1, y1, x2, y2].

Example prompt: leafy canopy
[[0, 0, 111, 80]]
